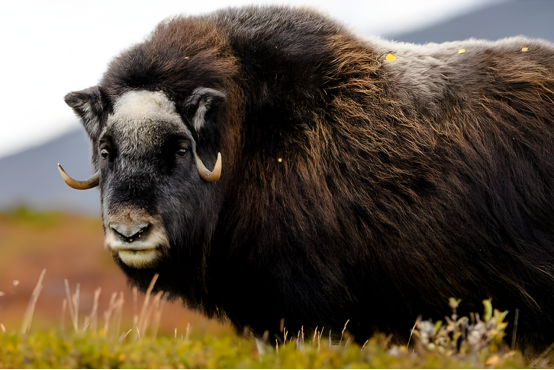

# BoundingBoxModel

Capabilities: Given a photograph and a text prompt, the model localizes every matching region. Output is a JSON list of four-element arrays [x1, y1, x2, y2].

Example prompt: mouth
[[105, 228, 169, 269], [115, 248, 160, 268], [108, 241, 163, 268]]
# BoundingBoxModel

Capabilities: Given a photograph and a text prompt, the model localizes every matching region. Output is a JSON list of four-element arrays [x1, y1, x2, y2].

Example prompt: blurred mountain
[[1, 0, 553, 215], [0, 129, 100, 215], [390, 0, 554, 43]]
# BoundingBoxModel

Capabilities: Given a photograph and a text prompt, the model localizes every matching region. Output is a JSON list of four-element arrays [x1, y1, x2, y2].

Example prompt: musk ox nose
[[110, 223, 149, 243], [103, 208, 170, 269]]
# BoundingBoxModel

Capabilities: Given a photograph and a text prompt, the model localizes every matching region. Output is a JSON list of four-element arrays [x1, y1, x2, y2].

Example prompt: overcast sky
[[0, 0, 503, 159]]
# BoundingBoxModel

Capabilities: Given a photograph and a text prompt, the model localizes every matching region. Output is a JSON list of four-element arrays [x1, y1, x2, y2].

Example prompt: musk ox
[[59, 5, 554, 352]]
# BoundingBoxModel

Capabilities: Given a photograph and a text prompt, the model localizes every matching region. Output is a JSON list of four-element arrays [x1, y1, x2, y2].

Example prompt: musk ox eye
[[176, 148, 187, 157], [100, 148, 109, 159]]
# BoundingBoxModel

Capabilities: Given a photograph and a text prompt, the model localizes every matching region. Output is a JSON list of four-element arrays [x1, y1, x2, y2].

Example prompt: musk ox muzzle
[[104, 207, 169, 269]]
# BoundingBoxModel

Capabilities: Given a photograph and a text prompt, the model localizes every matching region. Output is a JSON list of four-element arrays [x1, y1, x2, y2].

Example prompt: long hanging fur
[[72, 5, 554, 354]]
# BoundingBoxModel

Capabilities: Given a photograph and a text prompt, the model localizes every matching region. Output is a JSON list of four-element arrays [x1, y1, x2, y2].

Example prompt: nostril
[[110, 223, 150, 243], [130, 226, 148, 241]]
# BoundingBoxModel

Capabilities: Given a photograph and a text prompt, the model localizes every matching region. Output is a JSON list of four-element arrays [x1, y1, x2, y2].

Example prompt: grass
[[0, 323, 528, 368], [0, 207, 63, 230], [0, 270, 532, 368]]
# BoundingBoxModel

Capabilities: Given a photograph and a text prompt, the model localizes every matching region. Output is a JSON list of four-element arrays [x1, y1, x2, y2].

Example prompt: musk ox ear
[[185, 87, 226, 133], [64, 86, 108, 140]]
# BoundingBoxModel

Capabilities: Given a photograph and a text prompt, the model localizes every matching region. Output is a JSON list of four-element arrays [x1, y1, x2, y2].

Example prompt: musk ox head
[[58, 14, 242, 304], [60, 86, 225, 273]]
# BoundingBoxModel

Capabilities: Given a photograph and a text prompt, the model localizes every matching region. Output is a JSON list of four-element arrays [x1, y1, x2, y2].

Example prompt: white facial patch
[[108, 90, 189, 155], [112, 90, 179, 122]]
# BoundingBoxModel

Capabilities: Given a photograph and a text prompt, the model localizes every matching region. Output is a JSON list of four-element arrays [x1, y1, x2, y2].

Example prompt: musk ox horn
[[195, 152, 222, 182], [57, 164, 100, 190]]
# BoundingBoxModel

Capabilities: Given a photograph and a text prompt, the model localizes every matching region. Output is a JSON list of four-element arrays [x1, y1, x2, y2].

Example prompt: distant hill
[[1, 0, 553, 215], [390, 0, 554, 43], [0, 129, 100, 215]]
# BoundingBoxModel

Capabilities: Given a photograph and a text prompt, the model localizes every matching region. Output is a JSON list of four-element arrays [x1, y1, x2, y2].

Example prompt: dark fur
[[65, 6, 554, 353]]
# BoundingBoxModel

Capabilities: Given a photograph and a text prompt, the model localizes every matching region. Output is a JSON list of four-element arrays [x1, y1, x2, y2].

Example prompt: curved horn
[[58, 164, 100, 190], [195, 152, 222, 182]]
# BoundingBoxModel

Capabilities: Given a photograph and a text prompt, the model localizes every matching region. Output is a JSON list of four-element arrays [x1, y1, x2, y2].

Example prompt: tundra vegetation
[[0, 273, 533, 368], [0, 209, 542, 368]]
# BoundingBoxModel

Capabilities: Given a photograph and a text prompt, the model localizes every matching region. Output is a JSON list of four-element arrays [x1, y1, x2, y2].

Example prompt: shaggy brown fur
[[65, 6, 554, 355]]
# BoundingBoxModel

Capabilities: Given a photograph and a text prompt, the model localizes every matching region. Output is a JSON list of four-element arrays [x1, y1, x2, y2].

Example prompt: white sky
[[0, 0, 502, 159]]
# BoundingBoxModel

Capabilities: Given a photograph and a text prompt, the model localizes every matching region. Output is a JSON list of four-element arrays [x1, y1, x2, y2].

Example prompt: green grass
[[0, 328, 528, 369], [0, 207, 62, 229], [0, 297, 530, 369]]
